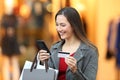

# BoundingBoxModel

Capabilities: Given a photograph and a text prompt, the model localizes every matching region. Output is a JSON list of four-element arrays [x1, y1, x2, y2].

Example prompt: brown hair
[[55, 7, 95, 47]]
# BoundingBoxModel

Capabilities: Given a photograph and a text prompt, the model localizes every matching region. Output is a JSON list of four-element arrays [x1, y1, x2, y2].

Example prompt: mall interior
[[0, 0, 120, 80]]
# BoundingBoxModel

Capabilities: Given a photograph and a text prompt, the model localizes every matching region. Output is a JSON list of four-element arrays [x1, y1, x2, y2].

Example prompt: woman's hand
[[65, 56, 77, 73], [38, 50, 50, 62]]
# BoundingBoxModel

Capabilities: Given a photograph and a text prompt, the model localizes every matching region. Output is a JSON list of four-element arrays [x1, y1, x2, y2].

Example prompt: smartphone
[[36, 40, 51, 55], [36, 40, 50, 72]]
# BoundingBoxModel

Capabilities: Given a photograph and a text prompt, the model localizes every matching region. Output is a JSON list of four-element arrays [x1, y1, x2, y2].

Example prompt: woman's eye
[[56, 24, 58, 26], [61, 24, 66, 27]]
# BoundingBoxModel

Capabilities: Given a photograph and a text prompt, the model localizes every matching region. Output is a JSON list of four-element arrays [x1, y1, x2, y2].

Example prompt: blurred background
[[0, 0, 120, 80]]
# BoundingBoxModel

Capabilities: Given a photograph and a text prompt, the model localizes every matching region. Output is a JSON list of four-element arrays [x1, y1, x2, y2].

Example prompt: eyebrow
[[56, 22, 65, 25]]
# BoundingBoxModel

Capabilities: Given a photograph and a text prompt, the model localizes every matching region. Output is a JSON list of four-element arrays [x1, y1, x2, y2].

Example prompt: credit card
[[58, 51, 70, 58]]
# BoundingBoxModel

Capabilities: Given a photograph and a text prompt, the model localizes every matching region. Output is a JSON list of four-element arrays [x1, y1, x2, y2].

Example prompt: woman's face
[[56, 15, 74, 40]]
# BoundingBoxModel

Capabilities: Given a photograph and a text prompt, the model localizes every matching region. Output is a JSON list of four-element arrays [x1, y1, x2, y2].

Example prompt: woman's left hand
[[65, 56, 77, 73]]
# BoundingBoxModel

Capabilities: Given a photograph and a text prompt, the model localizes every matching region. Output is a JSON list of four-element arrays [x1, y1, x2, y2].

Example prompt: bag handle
[[30, 52, 49, 72], [30, 53, 38, 72]]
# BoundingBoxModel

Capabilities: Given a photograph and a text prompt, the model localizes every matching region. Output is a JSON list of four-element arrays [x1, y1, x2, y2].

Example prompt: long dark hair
[[55, 7, 95, 47]]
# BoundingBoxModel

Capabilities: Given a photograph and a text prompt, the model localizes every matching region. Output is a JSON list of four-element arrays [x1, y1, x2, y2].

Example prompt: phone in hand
[[36, 40, 50, 72], [36, 40, 51, 55]]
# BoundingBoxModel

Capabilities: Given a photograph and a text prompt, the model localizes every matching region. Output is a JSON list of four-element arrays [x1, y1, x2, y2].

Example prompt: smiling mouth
[[59, 32, 64, 36]]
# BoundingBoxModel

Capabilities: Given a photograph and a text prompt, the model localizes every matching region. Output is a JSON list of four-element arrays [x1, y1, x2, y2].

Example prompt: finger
[[39, 53, 50, 59], [67, 56, 75, 61], [39, 53, 50, 61], [67, 57, 76, 64], [67, 61, 76, 70], [40, 56, 49, 61], [39, 52, 50, 56], [39, 50, 47, 53], [65, 58, 73, 66], [65, 57, 76, 67]]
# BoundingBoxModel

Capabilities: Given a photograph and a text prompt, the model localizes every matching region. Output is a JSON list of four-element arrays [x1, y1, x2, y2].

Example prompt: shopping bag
[[23, 69, 56, 80], [19, 60, 58, 80]]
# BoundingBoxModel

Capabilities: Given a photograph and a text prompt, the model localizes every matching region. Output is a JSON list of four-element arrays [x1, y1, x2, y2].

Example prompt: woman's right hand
[[38, 49, 50, 62]]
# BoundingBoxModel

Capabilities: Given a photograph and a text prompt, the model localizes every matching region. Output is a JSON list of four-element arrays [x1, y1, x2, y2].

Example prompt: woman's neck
[[65, 36, 80, 46], [62, 37, 81, 54]]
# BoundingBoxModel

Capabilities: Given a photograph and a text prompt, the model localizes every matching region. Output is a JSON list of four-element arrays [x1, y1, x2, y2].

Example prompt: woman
[[1, 13, 21, 80], [39, 7, 98, 80]]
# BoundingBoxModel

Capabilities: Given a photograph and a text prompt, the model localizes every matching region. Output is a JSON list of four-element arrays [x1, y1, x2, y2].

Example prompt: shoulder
[[82, 42, 98, 57], [50, 40, 63, 49], [49, 40, 63, 55], [50, 40, 64, 52], [53, 40, 61, 46], [87, 44, 99, 58]]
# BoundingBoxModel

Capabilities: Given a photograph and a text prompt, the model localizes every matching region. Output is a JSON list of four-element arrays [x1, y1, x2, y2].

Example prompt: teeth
[[59, 32, 64, 35]]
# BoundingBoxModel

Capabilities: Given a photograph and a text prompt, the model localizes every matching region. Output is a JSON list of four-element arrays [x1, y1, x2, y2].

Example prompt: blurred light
[[71, 0, 86, 12], [46, 3, 52, 13], [4, 0, 14, 8], [19, 4, 31, 18], [75, 3, 85, 12], [13, 0, 18, 7], [4, 0, 14, 14]]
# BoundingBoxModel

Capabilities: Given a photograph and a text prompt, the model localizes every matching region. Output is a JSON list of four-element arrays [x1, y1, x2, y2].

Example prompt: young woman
[[38, 7, 98, 80], [1, 13, 21, 80]]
